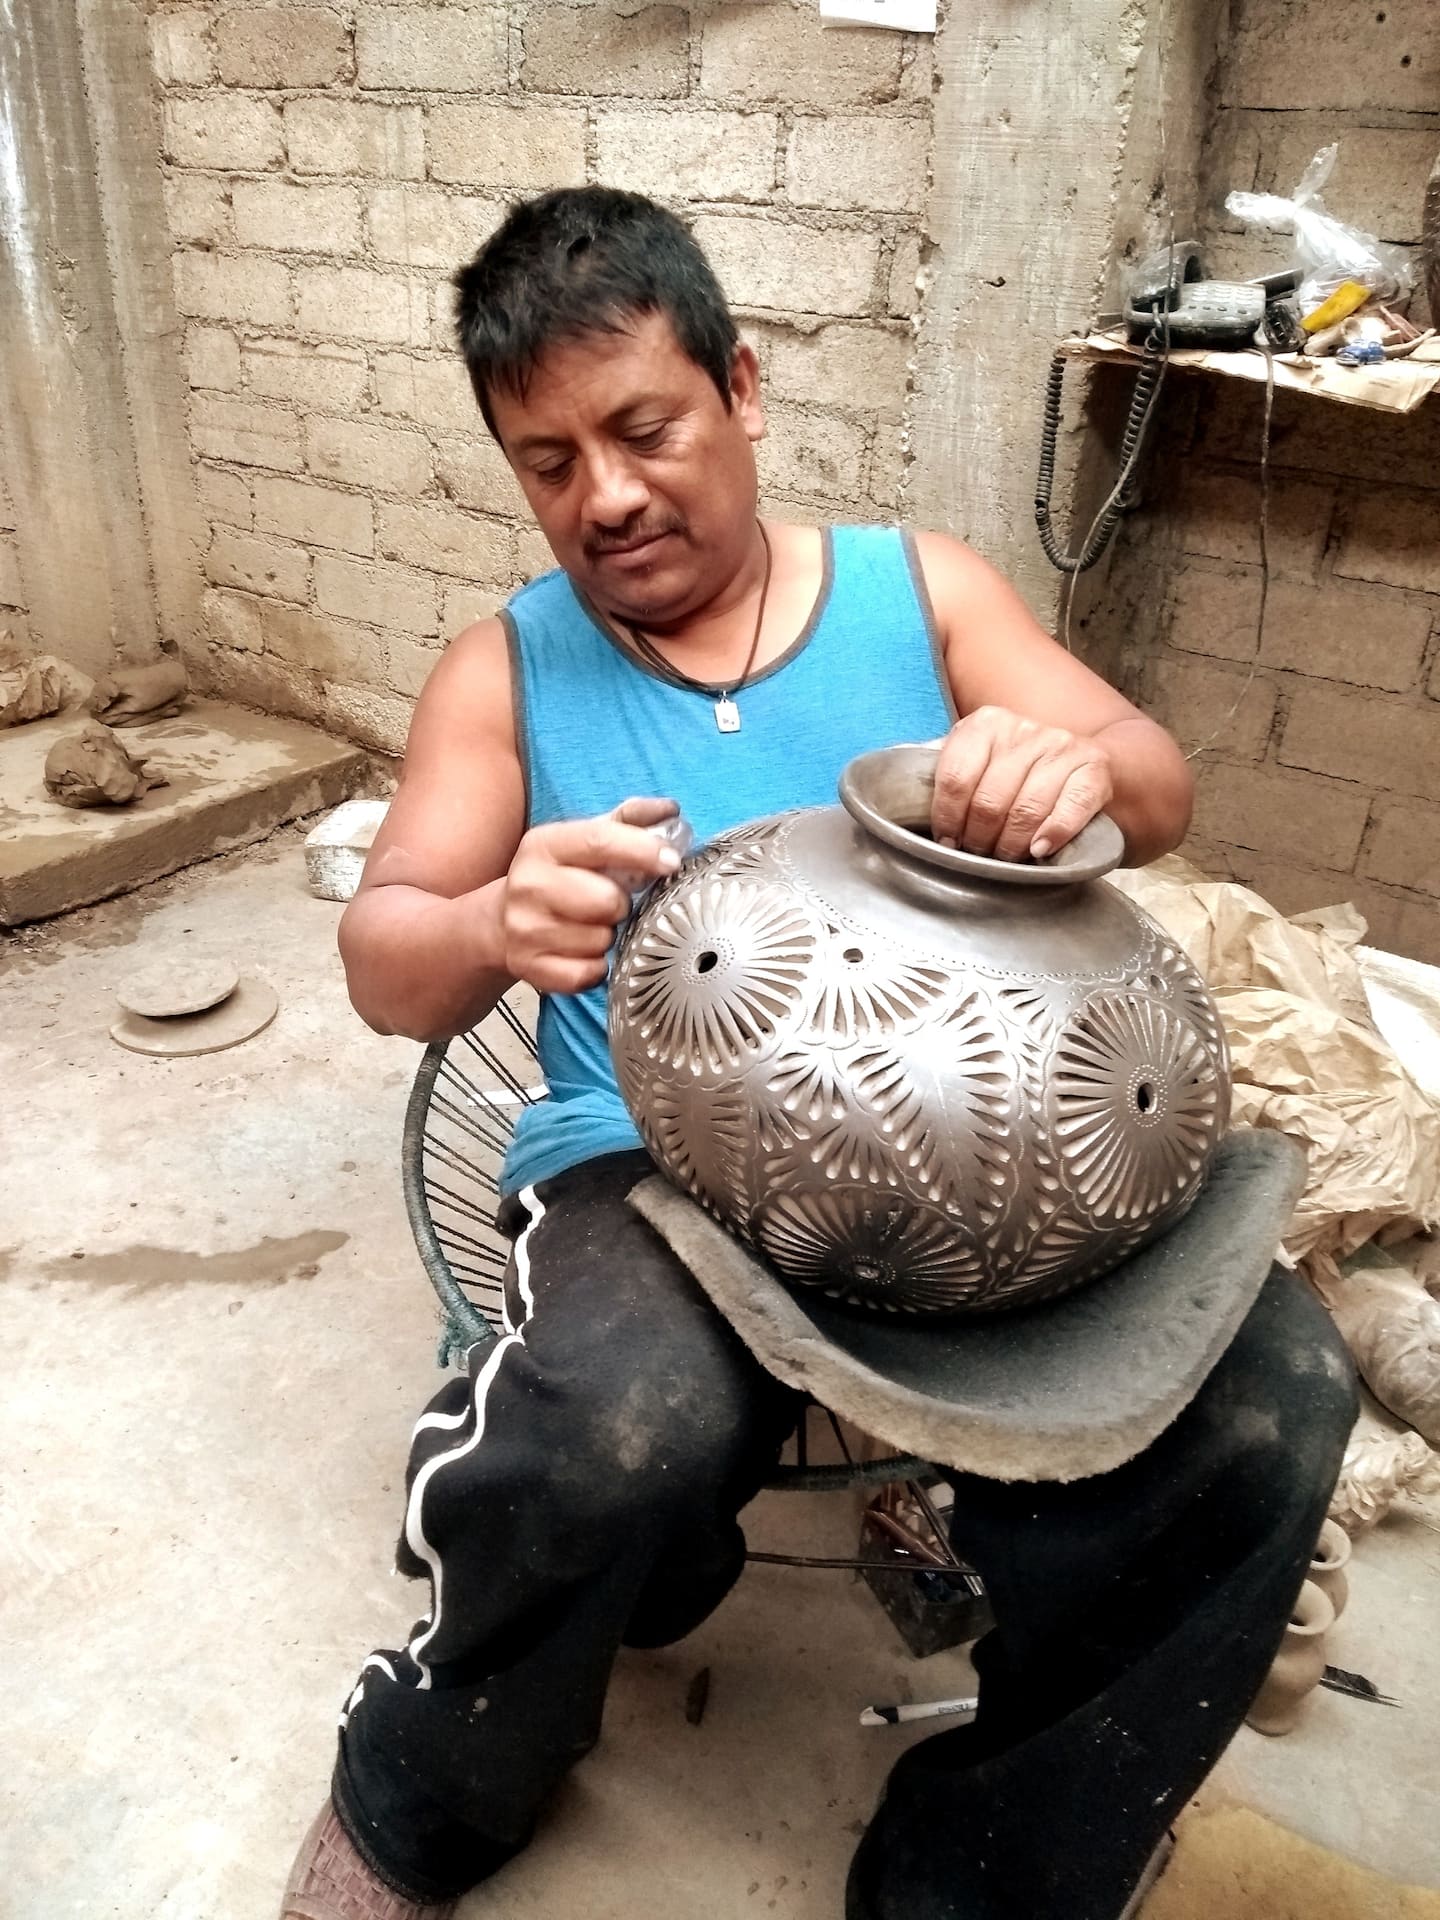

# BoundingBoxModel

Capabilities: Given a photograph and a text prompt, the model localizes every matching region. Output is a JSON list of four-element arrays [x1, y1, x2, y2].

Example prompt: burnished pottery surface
[[609, 746, 1231, 1316]]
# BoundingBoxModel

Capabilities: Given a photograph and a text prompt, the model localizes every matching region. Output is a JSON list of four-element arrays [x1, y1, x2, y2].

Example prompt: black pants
[[333, 1152, 1356, 1915]]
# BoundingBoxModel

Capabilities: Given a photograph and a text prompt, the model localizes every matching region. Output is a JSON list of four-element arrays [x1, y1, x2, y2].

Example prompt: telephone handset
[[1124, 241, 1266, 347]]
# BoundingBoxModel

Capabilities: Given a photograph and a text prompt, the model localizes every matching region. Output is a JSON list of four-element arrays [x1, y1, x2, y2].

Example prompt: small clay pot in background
[[1309, 1517, 1351, 1621], [1246, 1579, 1334, 1737]]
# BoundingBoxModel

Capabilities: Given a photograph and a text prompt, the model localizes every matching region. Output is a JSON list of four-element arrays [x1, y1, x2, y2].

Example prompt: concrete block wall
[[145, 0, 935, 753], [1090, 0, 1440, 963]]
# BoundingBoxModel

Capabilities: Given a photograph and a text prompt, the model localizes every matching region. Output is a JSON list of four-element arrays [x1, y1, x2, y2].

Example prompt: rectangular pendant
[[714, 696, 741, 734]]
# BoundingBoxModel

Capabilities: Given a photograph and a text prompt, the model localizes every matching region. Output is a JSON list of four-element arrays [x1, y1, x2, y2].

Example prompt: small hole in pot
[[843, 946, 865, 964], [696, 950, 719, 974], [1135, 1080, 1156, 1113]]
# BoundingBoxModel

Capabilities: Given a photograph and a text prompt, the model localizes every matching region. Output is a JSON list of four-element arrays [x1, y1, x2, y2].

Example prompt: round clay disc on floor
[[110, 977, 278, 1057], [116, 955, 240, 1019]]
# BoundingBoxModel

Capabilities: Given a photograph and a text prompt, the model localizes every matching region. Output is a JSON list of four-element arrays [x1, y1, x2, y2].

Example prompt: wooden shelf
[[1060, 328, 1440, 417]]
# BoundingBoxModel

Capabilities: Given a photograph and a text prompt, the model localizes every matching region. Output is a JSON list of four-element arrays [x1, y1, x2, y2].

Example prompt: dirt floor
[[5, 826, 1438, 1917]]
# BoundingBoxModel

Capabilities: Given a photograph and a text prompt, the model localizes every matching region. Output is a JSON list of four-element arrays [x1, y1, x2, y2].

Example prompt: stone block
[[314, 554, 440, 636], [294, 265, 431, 345], [233, 180, 362, 256], [185, 325, 242, 392], [263, 603, 380, 686], [1193, 762, 1371, 873], [1334, 492, 1440, 595], [355, 6, 507, 89], [1279, 684, 1440, 800], [253, 475, 374, 555], [163, 96, 284, 172], [887, 232, 922, 317], [1258, 578, 1430, 693], [513, 523, 558, 581], [1143, 653, 1278, 763], [365, 186, 502, 269], [1226, 0, 1438, 114], [593, 108, 777, 203], [1360, 798, 1440, 899], [785, 113, 929, 214], [702, 2, 902, 105], [195, 463, 253, 529], [206, 527, 311, 602], [303, 416, 432, 497], [215, 7, 350, 87], [191, 392, 303, 472], [867, 415, 907, 511], [441, 579, 507, 633], [242, 337, 370, 412], [323, 680, 413, 755], [433, 436, 529, 517], [1170, 467, 1334, 576], [1165, 563, 1263, 663], [762, 320, 911, 415], [283, 98, 425, 179], [385, 633, 446, 699], [174, 251, 291, 328], [149, 7, 215, 85], [206, 646, 327, 728], [523, 4, 689, 98], [692, 213, 879, 316], [377, 501, 511, 579], [163, 174, 233, 249], [428, 102, 588, 191], [373, 352, 476, 431], [1200, 382, 1440, 497], [757, 403, 868, 500], [202, 586, 265, 655]]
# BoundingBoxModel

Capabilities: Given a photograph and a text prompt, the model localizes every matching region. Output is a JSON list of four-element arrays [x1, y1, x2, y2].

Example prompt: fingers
[[931, 710, 1112, 861], [545, 806, 685, 881], [931, 727, 995, 848], [1030, 760, 1114, 859], [613, 796, 680, 829]]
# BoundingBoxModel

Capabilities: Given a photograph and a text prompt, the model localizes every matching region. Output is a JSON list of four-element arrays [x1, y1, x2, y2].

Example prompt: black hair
[[453, 188, 739, 439]]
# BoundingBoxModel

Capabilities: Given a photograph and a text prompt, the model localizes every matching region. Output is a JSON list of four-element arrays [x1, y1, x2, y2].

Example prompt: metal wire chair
[[401, 993, 931, 1496]]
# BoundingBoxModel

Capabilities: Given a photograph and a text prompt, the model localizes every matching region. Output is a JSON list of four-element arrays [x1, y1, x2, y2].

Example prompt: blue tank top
[[499, 524, 955, 1192]]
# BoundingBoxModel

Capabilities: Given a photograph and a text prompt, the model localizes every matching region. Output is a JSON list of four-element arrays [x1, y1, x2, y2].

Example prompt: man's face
[[487, 310, 766, 626]]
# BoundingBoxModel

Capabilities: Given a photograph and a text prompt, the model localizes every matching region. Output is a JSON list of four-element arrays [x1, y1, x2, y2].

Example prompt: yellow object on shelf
[[1301, 279, 1372, 334]]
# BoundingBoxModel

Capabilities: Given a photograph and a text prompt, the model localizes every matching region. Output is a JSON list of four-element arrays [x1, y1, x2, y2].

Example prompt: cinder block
[[593, 108, 777, 203], [163, 174, 232, 249], [284, 98, 425, 179], [757, 403, 869, 500], [374, 352, 476, 431], [195, 463, 253, 529], [365, 186, 502, 269], [428, 103, 588, 190], [253, 475, 374, 556], [304, 416, 432, 497], [441, 579, 507, 633], [191, 392, 303, 473], [692, 214, 879, 316], [1279, 684, 1440, 800], [1200, 382, 1440, 497], [215, 7, 350, 87], [205, 645, 327, 727], [1142, 654, 1277, 762], [206, 527, 311, 602], [1257, 121, 1439, 246], [323, 680, 413, 754], [314, 553, 440, 636], [203, 587, 265, 655], [263, 602, 379, 685], [242, 337, 370, 412], [378, 501, 511, 579], [1360, 797, 1440, 898], [763, 321, 911, 415], [786, 114, 929, 214], [433, 436, 529, 518], [0, 535, 24, 608], [701, 3, 902, 106], [356, 6, 507, 90], [163, 96, 284, 172], [1258, 578, 1430, 693], [1334, 492, 1440, 595], [386, 633, 446, 699], [174, 251, 291, 328], [185, 325, 242, 392], [1226, 0, 1438, 114], [294, 265, 431, 345], [1164, 562, 1263, 663], [523, 4, 689, 98], [150, 8, 216, 85], [513, 523, 558, 581], [1170, 468, 1334, 576], [233, 180, 362, 256], [867, 415, 907, 511], [1193, 762, 1371, 872]]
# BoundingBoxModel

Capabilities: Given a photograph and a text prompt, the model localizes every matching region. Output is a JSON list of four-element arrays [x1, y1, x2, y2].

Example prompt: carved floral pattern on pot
[[611, 745, 1231, 1316]]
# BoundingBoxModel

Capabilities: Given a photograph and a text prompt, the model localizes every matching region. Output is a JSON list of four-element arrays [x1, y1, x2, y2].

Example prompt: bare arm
[[913, 531, 1192, 866]]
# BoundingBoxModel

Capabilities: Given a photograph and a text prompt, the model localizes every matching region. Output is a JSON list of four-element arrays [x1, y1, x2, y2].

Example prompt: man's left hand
[[931, 706, 1114, 863]]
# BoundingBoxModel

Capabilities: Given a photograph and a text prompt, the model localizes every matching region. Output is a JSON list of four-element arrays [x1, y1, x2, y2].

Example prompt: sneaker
[[280, 1802, 458, 1920]]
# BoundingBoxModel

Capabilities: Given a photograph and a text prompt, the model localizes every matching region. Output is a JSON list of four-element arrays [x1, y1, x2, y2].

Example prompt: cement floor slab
[[0, 698, 373, 925]]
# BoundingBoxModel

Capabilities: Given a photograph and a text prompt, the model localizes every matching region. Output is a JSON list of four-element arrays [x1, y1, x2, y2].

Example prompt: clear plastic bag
[[1226, 142, 1413, 317]]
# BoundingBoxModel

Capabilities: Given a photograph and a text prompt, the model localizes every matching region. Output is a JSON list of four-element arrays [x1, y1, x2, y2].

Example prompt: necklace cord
[[621, 521, 773, 699]]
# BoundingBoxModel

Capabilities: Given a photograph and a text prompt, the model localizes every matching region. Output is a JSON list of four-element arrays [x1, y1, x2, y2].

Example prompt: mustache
[[584, 514, 687, 560]]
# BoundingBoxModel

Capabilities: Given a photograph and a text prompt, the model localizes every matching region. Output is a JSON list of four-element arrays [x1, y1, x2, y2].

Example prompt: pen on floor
[[860, 1695, 979, 1728]]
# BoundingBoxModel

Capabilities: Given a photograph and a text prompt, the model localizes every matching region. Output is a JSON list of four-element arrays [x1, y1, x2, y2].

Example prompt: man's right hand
[[500, 797, 683, 995]]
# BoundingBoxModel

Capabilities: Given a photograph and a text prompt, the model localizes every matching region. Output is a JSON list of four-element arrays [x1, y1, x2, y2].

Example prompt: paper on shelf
[[1061, 327, 1440, 415]]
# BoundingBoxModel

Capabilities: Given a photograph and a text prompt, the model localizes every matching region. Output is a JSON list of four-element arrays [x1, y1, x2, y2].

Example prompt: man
[[283, 189, 1355, 1919]]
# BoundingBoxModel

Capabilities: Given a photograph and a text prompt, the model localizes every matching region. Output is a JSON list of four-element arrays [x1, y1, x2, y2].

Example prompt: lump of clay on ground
[[0, 643, 92, 728], [43, 721, 169, 808], [88, 646, 188, 727]]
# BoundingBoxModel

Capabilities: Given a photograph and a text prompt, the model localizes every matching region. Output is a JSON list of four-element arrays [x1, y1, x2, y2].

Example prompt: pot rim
[[839, 744, 1126, 888]]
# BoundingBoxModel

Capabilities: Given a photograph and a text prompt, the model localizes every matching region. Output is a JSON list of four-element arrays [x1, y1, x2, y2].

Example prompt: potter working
[[281, 188, 1358, 1920]]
